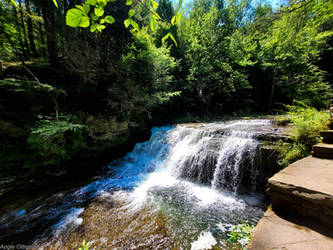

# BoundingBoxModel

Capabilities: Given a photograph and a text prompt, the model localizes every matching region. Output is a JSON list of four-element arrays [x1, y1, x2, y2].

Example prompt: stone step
[[320, 130, 333, 143], [267, 156, 333, 228], [248, 208, 333, 249], [312, 143, 333, 159]]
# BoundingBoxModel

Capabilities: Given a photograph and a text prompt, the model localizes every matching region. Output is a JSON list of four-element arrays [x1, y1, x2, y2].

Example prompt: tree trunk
[[12, 5, 26, 63], [268, 68, 276, 113], [41, 4, 58, 66], [18, 0, 30, 58], [25, 0, 39, 57], [36, 8, 46, 57]]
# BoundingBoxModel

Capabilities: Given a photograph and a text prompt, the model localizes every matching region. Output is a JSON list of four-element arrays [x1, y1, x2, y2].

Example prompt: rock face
[[267, 156, 333, 228], [321, 130, 333, 144], [312, 143, 333, 159], [247, 208, 333, 250]]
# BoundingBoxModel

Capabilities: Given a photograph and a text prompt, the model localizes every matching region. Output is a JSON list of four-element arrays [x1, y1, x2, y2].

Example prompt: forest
[[1, 0, 333, 248], [0, 0, 332, 181]]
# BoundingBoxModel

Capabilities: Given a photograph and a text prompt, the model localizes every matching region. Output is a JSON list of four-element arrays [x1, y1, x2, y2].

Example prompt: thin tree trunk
[[12, 5, 26, 63], [25, 0, 39, 57], [37, 7, 46, 57], [18, 0, 30, 58], [41, 4, 58, 66], [268, 68, 276, 113]]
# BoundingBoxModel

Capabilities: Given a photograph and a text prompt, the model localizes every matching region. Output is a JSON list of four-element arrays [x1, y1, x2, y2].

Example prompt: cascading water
[[0, 119, 281, 249]]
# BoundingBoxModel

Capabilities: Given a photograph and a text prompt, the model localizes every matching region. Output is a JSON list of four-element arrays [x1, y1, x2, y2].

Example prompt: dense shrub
[[275, 104, 330, 167]]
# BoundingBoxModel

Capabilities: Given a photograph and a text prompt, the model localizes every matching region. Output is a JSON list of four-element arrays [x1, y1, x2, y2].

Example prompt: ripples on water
[[1, 120, 278, 249]]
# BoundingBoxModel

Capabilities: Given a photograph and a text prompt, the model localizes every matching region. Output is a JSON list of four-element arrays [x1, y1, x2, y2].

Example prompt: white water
[[1, 119, 278, 248]]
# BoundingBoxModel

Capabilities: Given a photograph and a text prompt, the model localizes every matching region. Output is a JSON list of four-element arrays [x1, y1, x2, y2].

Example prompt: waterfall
[[0, 119, 279, 248], [165, 120, 270, 193]]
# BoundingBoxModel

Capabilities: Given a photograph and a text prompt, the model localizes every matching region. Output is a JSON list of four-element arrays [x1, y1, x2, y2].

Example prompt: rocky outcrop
[[247, 208, 333, 250], [267, 156, 333, 228]]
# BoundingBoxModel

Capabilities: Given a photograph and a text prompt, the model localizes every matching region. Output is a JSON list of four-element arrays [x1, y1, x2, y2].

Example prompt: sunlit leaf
[[66, 8, 84, 27], [150, 17, 156, 31], [124, 18, 131, 28], [152, 1, 158, 9], [53, 0, 58, 7], [126, 0, 132, 5], [169, 33, 178, 46], [79, 16, 90, 27], [105, 15, 115, 24], [94, 7, 104, 17], [9, 0, 17, 6], [131, 19, 139, 31], [129, 9, 135, 18], [83, 4, 90, 15], [162, 33, 170, 44]]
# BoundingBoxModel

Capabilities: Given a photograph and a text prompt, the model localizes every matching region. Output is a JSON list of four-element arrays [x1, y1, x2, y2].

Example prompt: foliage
[[275, 103, 330, 166], [27, 116, 87, 167], [226, 221, 254, 248], [79, 240, 93, 250]]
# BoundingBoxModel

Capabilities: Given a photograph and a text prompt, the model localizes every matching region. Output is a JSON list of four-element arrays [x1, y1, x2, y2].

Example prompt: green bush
[[226, 221, 253, 248], [275, 103, 330, 167], [27, 115, 87, 168]]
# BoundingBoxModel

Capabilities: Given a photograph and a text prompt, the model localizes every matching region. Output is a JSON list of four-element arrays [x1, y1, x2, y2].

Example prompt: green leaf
[[91, 13, 99, 21], [9, 0, 17, 6], [152, 13, 161, 20], [94, 7, 104, 17], [126, 0, 132, 5], [53, 0, 58, 7], [162, 33, 170, 44], [79, 16, 90, 27], [105, 15, 115, 24], [152, 1, 158, 9], [124, 18, 131, 28], [128, 9, 135, 18], [83, 3, 90, 15], [86, 0, 97, 5], [100, 18, 105, 24], [130, 19, 139, 31], [177, 0, 183, 12], [96, 24, 106, 32], [90, 24, 97, 32], [171, 12, 181, 25], [169, 33, 178, 46], [150, 17, 156, 31], [171, 15, 176, 25], [75, 5, 84, 11], [66, 8, 84, 27]]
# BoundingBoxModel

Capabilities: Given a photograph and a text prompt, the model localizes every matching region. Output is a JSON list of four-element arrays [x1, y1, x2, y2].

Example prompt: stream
[[0, 119, 283, 249]]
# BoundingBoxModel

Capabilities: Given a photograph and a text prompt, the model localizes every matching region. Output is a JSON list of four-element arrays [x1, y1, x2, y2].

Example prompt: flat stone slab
[[269, 156, 333, 196], [248, 208, 333, 250], [313, 143, 333, 158], [267, 156, 333, 227]]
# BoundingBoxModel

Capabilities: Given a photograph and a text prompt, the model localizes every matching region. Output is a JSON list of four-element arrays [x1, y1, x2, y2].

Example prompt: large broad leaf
[[79, 16, 90, 28], [66, 9, 84, 27]]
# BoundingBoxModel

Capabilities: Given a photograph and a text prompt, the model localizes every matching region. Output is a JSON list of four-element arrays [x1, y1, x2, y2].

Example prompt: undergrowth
[[275, 103, 330, 167]]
